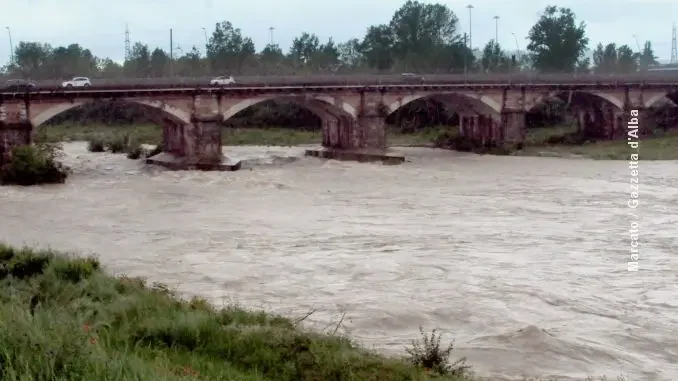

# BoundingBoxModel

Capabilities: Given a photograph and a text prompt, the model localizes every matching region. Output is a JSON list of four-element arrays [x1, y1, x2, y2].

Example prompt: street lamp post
[[493, 16, 499, 44], [269, 26, 275, 46], [5, 26, 14, 65], [466, 5, 474, 52], [511, 32, 520, 58], [632, 34, 641, 53]]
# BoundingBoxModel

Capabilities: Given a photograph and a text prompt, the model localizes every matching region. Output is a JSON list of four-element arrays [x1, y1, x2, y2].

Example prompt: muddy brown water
[[1, 142, 676, 380]]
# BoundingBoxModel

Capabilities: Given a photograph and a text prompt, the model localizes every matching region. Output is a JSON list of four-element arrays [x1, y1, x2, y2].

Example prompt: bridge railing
[[3, 72, 678, 90]]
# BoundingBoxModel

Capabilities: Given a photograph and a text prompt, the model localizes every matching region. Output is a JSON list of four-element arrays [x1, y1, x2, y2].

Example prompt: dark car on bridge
[[401, 73, 425, 84], [3, 79, 36, 92]]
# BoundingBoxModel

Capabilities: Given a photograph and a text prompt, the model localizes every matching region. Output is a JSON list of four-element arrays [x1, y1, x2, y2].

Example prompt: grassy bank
[[519, 125, 678, 160], [0, 244, 473, 381], [38, 124, 437, 147], [37, 123, 678, 160]]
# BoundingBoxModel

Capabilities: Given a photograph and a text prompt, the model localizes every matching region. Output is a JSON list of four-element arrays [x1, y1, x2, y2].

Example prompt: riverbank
[[0, 243, 472, 380], [37, 124, 438, 147], [518, 125, 678, 160], [36, 123, 678, 160]]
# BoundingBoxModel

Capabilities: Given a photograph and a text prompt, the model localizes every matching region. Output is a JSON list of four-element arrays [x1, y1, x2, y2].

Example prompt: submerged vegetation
[[0, 143, 69, 186]]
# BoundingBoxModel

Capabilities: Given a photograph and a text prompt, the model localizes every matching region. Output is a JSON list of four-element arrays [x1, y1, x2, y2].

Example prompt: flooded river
[[1, 142, 676, 380]]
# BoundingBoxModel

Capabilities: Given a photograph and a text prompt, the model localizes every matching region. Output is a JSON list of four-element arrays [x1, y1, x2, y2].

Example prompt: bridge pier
[[501, 111, 526, 146], [0, 122, 32, 165], [306, 97, 404, 165], [146, 115, 241, 171]]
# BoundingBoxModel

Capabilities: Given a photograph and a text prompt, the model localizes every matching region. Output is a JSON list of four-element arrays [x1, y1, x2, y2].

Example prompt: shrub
[[0, 144, 69, 186], [87, 136, 105, 152], [107, 135, 128, 153], [405, 327, 470, 376]]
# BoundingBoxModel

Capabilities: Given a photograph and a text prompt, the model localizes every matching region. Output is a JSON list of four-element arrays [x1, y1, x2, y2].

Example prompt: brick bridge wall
[[0, 85, 674, 164]]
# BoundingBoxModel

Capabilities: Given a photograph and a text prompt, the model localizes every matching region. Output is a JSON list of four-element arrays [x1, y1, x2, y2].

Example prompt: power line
[[124, 24, 131, 61]]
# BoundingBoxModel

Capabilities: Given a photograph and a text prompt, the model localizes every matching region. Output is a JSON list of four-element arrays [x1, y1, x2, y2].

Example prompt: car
[[401, 73, 425, 84], [209, 76, 236, 86], [61, 77, 91, 88], [3, 79, 36, 92]]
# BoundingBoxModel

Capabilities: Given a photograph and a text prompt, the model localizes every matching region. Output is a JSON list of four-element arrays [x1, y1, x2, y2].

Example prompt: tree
[[527, 5, 589, 73], [289, 32, 320, 68], [388, 0, 460, 70], [481, 40, 508, 72], [616, 45, 637, 73], [125, 42, 151, 76], [638, 41, 658, 70], [206, 21, 256, 74], [592, 43, 617, 73], [311, 38, 340, 70], [12, 42, 52, 78], [337, 39, 363, 69], [360, 25, 394, 71], [150, 48, 170, 77]]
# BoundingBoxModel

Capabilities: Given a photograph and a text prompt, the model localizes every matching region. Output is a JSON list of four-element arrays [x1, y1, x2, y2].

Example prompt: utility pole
[[463, 33, 468, 75], [5, 26, 14, 66], [671, 23, 677, 63], [466, 5, 474, 52], [202, 27, 208, 49], [269, 26, 275, 46], [169, 28, 173, 76]]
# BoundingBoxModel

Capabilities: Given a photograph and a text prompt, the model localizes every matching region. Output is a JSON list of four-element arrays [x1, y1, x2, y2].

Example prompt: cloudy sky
[[0, 0, 676, 65]]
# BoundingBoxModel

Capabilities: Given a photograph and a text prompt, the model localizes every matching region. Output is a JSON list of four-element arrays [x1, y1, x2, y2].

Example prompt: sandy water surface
[[1, 142, 676, 380]]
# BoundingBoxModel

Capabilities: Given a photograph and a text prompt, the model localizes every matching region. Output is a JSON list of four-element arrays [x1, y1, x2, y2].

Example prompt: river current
[[1, 142, 676, 380]]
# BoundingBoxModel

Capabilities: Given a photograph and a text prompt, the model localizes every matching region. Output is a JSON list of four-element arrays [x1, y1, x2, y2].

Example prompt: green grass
[[0, 243, 473, 381], [520, 125, 678, 160]]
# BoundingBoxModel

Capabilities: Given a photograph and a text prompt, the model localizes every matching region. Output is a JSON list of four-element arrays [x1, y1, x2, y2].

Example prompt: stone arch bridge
[[0, 81, 676, 170]]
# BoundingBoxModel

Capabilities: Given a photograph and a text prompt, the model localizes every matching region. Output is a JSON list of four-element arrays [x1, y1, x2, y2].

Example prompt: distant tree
[[616, 45, 637, 73], [125, 42, 151, 76], [527, 5, 589, 73], [337, 38, 363, 69], [360, 25, 394, 71], [206, 21, 256, 74], [388, 0, 460, 70], [638, 41, 659, 70], [150, 48, 170, 77], [481, 40, 509, 72], [289, 32, 320, 68], [592, 43, 617, 73], [12, 42, 53, 78], [575, 56, 590, 73]]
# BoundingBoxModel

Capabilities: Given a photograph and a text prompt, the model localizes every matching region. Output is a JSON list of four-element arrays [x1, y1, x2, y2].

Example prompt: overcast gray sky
[[1, 0, 676, 65]]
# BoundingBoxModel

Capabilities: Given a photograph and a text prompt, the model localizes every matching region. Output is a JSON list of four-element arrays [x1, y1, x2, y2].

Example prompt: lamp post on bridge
[[466, 5, 474, 52], [5, 26, 14, 66]]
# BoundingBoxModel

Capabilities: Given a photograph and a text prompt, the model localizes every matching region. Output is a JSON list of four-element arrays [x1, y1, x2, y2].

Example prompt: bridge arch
[[222, 95, 357, 122], [526, 90, 624, 112], [31, 99, 192, 127], [388, 92, 502, 116]]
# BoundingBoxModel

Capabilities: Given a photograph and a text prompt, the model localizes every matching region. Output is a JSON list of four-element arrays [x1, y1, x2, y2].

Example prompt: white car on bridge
[[209, 76, 236, 86], [61, 77, 92, 87]]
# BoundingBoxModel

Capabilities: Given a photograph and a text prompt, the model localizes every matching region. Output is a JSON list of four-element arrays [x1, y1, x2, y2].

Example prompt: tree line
[[1, 3, 661, 80]]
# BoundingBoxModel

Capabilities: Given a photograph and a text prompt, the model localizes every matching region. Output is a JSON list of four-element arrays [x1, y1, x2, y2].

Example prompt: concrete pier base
[[305, 147, 405, 165], [146, 152, 242, 171], [148, 116, 242, 171]]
